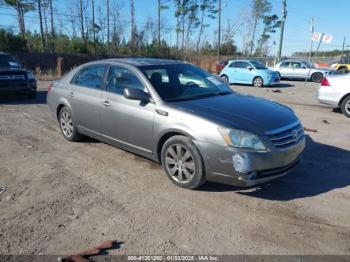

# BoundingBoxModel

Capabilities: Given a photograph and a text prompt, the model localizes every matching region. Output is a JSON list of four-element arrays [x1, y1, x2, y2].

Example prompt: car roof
[[279, 59, 307, 63], [228, 59, 261, 63], [100, 58, 184, 67]]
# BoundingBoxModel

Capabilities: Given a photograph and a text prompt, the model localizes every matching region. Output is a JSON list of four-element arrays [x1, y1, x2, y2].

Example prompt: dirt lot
[[0, 80, 350, 256]]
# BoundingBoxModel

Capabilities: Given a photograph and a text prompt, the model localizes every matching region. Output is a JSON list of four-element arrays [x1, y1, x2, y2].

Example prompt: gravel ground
[[0, 80, 349, 255]]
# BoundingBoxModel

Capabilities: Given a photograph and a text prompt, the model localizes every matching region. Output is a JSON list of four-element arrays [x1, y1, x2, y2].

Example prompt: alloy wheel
[[164, 144, 195, 184], [345, 100, 350, 115], [253, 77, 263, 87], [60, 111, 73, 138]]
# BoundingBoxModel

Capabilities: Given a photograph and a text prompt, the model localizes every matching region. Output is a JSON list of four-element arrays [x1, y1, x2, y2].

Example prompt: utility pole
[[342, 36, 346, 57], [277, 0, 287, 62], [307, 18, 314, 64], [217, 0, 222, 61]]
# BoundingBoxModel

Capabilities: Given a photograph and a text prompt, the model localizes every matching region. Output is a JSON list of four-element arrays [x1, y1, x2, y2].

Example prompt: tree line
[[0, 0, 282, 58]]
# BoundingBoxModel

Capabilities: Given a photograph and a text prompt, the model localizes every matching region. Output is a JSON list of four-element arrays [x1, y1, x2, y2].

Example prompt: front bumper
[[0, 80, 37, 93], [265, 76, 280, 86], [196, 136, 305, 187]]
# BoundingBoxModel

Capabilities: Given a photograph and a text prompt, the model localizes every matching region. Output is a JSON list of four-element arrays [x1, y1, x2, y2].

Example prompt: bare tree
[[48, 0, 54, 35], [156, 0, 169, 48], [106, 0, 110, 49], [110, 1, 123, 53], [130, 0, 137, 54], [37, 0, 46, 51], [78, 0, 86, 42], [2, 0, 35, 38], [185, 1, 199, 50], [91, 0, 96, 53], [249, 0, 272, 56], [196, 0, 217, 52]]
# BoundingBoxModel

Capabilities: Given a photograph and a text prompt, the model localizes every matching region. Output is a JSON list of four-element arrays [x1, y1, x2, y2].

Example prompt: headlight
[[27, 71, 36, 80], [218, 127, 266, 151]]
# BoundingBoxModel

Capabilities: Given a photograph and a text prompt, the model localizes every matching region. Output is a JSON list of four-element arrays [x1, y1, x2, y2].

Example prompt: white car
[[318, 73, 350, 117]]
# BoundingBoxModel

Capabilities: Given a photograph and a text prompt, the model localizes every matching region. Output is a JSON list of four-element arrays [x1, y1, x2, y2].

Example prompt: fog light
[[232, 153, 252, 173]]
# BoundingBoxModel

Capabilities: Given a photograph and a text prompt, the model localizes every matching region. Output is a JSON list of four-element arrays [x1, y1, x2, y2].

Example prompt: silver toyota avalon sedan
[[47, 58, 305, 189]]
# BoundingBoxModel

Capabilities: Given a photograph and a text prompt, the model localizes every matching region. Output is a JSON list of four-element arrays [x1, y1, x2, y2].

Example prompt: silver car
[[47, 58, 305, 189], [271, 60, 334, 83]]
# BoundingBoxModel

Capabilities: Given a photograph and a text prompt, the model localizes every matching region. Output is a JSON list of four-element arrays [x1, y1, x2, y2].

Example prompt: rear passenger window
[[71, 65, 106, 89], [106, 66, 145, 94]]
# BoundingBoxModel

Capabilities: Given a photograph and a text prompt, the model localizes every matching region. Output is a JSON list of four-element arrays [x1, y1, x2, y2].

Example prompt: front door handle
[[69, 91, 74, 98], [103, 101, 111, 107]]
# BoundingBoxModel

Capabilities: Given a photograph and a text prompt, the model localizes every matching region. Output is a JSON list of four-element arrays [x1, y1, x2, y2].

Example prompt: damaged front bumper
[[196, 136, 305, 187]]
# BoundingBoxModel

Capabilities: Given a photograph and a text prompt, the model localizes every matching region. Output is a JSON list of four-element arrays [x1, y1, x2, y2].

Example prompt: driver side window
[[106, 66, 145, 95]]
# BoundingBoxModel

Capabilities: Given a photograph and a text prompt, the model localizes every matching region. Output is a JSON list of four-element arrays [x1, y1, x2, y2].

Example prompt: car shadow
[[0, 90, 47, 105], [199, 135, 350, 201], [231, 82, 294, 88]]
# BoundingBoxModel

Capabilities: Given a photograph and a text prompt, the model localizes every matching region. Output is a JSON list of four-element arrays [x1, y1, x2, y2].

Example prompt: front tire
[[253, 77, 263, 87], [221, 75, 229, 84], [311, 73, 323, 83], [58, 107, 83, 142], [341, 96, 350, 118], [161, 135, 206, 189]]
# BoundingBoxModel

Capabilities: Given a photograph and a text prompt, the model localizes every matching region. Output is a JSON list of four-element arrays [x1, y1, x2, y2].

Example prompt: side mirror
[[247, 66, 253, 71], [123, 87, 150, 102]]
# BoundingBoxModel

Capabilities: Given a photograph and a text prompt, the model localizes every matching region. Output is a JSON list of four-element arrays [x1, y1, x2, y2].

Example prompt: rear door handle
[[69, 91, 74, 98], [103, 101, 111, 107]]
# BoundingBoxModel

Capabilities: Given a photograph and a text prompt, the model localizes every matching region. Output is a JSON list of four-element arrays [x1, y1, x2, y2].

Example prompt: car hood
[[170, 93, 299, 135]]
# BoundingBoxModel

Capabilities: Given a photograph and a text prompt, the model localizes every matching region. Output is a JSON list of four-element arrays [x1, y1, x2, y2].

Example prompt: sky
[[0, 0, 349, 56]]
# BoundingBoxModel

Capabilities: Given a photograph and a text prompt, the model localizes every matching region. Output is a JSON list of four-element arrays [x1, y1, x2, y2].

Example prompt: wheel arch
[[252, 75, 264, 86], [56, 98, 73, 120], [311, 72, 323, 80], [155, 129, 196, 163], [339, 93, 350, 107]]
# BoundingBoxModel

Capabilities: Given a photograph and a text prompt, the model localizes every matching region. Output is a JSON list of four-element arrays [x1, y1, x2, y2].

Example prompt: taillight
[[321, 78, 330, 87], [48, 82, 53, 92]]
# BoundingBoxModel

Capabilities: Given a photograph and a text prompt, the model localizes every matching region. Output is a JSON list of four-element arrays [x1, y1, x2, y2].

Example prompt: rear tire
[[58, 106, 83, 142], [311, 73, 323, 83], [341, 96, 350, 118], [253, 77, 263, 87], [161, 135, 206, 189]]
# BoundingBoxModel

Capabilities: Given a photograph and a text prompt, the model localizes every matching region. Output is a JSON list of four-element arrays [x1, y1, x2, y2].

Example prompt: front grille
[[0, 74, 26, 80], [266, 122, 304, 150]]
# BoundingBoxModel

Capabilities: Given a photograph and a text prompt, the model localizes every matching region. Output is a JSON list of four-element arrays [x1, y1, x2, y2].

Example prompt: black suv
[[0, 52, 37, 98]]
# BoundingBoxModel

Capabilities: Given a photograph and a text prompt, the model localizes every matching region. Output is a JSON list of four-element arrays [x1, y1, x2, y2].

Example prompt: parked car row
[[217, 59, 336, 87]]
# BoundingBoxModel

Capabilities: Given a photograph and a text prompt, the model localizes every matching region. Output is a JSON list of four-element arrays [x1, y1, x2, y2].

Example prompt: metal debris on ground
[[322, 120, 330, 125], [304, 127, 318, 133], [0, 185, 6, 196], [58, 240, 118, 262]]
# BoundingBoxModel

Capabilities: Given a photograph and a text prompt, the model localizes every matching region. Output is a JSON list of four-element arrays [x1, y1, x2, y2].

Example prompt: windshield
[[139, 64, 231, 102], [249, 61, 267, 70], [0, 55, 20, 68]]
